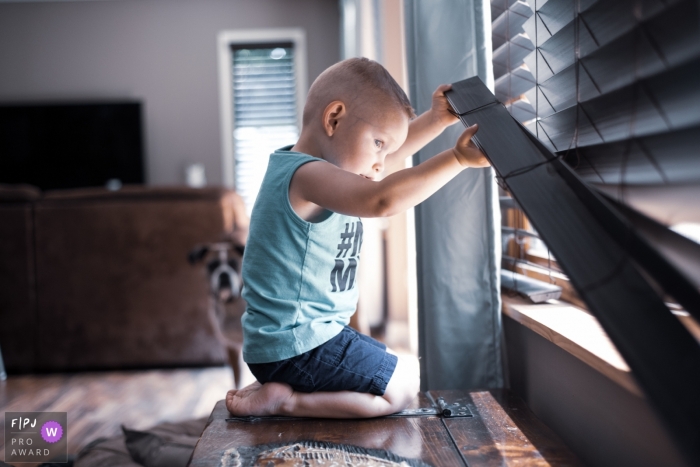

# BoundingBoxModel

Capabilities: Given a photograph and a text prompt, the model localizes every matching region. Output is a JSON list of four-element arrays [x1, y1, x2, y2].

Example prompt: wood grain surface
[[432, 390, 584, 466], [189, 390, 582, 466], [189, 393, 464, 467]]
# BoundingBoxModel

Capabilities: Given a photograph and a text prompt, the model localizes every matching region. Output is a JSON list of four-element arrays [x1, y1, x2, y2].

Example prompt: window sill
[[502, 295, 643, 397]]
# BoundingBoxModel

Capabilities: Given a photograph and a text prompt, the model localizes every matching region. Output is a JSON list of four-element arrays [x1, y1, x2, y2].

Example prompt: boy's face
[[328, 106, 409, 180]]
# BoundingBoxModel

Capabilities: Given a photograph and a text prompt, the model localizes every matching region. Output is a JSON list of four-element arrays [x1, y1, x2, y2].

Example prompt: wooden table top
[[188, 389, 583, 466]]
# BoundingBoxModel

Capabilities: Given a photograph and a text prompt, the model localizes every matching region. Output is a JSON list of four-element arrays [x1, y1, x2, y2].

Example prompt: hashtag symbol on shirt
[[336, 222, 356, 258]]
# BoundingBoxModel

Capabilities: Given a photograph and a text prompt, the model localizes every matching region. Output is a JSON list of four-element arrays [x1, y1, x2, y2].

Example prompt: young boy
[[226, 57, 489, 419]]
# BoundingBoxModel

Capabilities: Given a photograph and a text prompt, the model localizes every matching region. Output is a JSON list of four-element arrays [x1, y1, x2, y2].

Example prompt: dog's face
[[189, 243, 245, 303], [207, 254, 242, 303]]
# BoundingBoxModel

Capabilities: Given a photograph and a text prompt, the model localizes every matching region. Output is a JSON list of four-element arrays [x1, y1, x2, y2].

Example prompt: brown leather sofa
[[0, 184, 40, 372], [0, 185, 248, 372]]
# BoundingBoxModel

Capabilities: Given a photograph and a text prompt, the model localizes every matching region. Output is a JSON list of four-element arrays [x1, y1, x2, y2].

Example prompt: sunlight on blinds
[[672, 223, 700, 245], [232, 46, 299, 214]]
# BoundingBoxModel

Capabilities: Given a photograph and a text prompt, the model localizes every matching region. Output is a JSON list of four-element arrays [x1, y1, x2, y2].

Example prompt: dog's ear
[[188, 245, 210, 265]]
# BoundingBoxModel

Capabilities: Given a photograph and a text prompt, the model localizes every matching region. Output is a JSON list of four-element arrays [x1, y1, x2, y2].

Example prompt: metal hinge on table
[[392, 397, 472, 418], [225, 396, 472, 422]]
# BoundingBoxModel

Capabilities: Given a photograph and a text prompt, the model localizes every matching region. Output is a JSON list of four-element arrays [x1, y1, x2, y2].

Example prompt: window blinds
[[232, 44, 299, 214], [447, 76, 700, 467], [492, 0, 700, 287], [484, 1, 700, 462]]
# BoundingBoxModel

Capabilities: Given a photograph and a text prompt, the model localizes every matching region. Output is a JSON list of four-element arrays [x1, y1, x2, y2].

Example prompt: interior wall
[[504, 315, 689, 467], [0, 0, 340, 186], [381, 0, 414, 351]]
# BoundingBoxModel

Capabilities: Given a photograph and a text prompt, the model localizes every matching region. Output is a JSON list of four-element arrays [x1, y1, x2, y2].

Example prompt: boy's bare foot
[[226, 381, 295, 416]]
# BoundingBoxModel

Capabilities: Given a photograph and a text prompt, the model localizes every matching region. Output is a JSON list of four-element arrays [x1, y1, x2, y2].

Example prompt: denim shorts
[[247, 326, 398, 396]]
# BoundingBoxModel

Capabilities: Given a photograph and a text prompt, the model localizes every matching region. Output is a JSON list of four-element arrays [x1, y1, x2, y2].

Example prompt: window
[[231, 45, 299, 213], [491, 0, 700, 311], [217, 29, 307, 214], [478, 2, 700, 459], [500, 196, 585, 306], [491, 0, 572, 304], [481, 3, 700, 461]]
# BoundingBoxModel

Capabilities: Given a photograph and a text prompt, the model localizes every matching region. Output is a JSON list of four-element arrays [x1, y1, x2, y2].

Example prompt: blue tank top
[[241, 146, 363, 363]]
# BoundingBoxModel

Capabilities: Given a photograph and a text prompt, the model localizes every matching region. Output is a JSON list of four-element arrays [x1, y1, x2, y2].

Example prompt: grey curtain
[[405, 0, 503, 390]]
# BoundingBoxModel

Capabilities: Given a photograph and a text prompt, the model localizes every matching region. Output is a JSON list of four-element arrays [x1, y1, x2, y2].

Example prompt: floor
[[0, 327, 410, 466], [0, 365, 248, 465]]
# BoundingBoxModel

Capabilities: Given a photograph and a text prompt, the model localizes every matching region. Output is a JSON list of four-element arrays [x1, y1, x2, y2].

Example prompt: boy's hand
[[429, 84, 460, 128], [452, 124, 490, 168]]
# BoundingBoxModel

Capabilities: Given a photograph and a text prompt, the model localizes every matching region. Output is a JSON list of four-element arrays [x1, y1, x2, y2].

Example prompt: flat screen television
[[0, 101, 144, 190]]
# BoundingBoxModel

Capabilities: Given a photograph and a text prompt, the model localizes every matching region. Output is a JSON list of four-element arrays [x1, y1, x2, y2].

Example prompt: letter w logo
[[330, 258, 357, 292], [47, 428, 58, 437]]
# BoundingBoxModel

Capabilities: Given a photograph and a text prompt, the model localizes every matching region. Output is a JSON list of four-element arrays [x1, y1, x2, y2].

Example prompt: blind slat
[[538, 57, 700, 151], [567, 125, 700, 185]]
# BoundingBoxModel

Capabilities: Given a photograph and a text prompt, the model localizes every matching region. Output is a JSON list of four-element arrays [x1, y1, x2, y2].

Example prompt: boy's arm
[[384, 84, 459, 168], [292, 124, 487, 219]]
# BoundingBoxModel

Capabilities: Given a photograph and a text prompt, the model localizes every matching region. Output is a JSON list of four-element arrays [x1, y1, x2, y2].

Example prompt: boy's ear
[[322, 101, 346, 137]]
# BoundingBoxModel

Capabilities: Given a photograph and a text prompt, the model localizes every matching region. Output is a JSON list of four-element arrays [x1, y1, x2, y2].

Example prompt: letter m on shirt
[[330, 258, 357, 292]]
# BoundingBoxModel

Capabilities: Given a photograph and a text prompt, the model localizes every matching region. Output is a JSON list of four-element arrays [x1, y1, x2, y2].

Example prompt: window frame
[[216, 28, 308, 188]]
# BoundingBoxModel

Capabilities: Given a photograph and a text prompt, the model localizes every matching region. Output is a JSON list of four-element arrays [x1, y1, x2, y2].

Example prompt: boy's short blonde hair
[[303, 57, 416, 126]]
